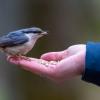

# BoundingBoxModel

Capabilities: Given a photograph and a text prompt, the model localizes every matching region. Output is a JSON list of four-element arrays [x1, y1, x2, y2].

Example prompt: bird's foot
[[8, 55, 31, 61], [18, 56, 31, 61]]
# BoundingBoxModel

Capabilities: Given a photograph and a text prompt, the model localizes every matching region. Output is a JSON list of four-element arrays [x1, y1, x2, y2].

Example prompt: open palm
[[8, 44, 86, 82]]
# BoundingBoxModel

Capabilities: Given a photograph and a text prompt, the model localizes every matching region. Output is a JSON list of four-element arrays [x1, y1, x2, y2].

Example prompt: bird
[[0, 27, 47, 59]]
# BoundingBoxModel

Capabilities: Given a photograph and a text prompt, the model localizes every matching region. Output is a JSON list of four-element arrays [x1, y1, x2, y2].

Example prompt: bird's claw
[[8, 55, 31, 61]]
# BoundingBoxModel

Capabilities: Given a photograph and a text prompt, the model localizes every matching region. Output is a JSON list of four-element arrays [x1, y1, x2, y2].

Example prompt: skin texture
[[8, 44, 86, 83]]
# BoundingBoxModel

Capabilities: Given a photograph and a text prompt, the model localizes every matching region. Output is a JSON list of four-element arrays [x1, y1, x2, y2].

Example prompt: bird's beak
[[41, 31, 48, 35]]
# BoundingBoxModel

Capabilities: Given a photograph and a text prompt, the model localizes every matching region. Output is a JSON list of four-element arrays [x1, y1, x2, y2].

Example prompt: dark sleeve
[[82, 42, 100, 86]]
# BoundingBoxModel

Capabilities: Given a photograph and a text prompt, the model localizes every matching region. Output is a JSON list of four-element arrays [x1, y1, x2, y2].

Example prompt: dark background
[[0, 0, 100, 100]]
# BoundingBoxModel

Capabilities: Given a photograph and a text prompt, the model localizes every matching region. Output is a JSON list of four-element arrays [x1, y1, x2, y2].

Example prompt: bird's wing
[[0, 32, 29, 48]]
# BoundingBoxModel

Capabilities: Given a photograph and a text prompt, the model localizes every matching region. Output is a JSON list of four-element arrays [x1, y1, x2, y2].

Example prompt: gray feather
[[0, 32, 29, 48]]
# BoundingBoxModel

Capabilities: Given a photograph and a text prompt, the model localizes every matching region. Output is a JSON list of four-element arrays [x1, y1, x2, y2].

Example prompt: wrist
[[77, 50, 86, 76]]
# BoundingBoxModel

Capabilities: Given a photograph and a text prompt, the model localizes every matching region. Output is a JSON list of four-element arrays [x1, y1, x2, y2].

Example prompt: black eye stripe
[[22, 30, 42, 34], [33, 31, 42, 33]]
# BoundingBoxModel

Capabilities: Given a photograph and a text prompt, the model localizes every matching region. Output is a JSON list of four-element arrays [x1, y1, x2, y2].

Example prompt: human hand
[[8, 44, 86, 82]]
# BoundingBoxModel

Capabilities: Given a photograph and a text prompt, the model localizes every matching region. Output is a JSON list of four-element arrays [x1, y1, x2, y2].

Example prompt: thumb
[[40, 51, 67, 61]]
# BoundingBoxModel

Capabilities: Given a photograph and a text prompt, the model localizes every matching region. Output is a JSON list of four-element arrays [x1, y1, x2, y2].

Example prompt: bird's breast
[[4, 39, 37, 55]]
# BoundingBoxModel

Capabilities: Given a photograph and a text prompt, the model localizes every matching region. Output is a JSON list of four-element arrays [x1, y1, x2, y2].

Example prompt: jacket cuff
[[82, 42, 100, 86]]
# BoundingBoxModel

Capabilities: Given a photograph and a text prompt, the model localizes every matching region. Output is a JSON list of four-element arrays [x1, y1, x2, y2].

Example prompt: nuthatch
[[0, 27, 47, 57]]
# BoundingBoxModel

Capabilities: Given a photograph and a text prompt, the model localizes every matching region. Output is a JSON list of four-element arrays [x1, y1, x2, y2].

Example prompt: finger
[[41, 51, 67, 61], [8, 56, 55, 77]]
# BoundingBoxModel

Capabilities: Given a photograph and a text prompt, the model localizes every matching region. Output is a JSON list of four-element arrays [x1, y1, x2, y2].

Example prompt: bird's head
[[21, 27, 48, 39]]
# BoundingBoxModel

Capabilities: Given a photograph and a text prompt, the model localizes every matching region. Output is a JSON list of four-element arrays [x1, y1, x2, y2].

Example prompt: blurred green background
[[0, 0, 100, 100]]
